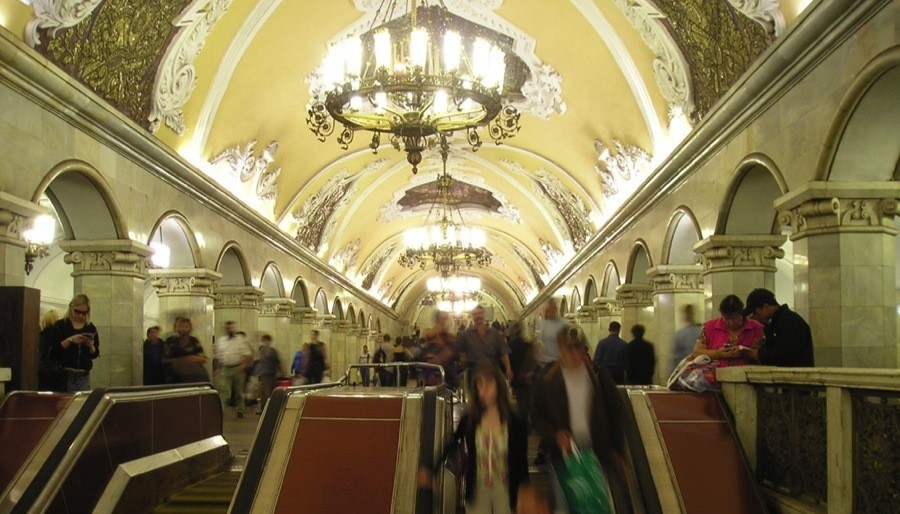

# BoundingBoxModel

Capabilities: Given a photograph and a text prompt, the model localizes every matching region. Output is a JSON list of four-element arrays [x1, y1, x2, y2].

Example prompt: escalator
[[153, 471, 241, 514]]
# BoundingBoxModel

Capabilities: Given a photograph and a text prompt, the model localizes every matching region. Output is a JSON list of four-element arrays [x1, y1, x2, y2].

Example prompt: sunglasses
[[73, 308, 90, 316]]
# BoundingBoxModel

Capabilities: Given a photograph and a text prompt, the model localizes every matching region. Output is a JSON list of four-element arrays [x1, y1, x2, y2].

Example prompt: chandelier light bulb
[[350, 95, 363, 110], [324, 43, 345, 86], [487, 47, 506, 89], [345, 36, 363, 78], [374, 31, 392, 69], [410, 28, 429, 68], [150, 241, 171, 269], [375, 91, 388, 111], [433, 89, 449, 114], [443, 31, 461, 71], [472, 38, 491, 79]]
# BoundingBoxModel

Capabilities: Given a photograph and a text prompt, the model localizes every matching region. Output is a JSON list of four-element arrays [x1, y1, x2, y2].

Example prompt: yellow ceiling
[[0, 0, 815, 316]]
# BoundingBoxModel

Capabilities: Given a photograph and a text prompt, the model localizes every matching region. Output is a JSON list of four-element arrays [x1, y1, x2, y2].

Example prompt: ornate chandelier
[[398, 141, 491, 276], [428, 275, 481, 313], [306, 0, 529, 173]]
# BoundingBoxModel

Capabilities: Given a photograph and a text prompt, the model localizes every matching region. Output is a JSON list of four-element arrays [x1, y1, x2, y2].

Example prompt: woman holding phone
[[38, 293, 99, 391]]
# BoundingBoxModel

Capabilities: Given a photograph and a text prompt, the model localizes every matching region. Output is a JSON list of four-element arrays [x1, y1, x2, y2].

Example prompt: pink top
[[698, 317, 765, 367]]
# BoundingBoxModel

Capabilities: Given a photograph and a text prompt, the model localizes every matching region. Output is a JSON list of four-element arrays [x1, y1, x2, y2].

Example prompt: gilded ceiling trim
[[359, 242, 398, 291], [292, 170, 359, 253], [649, 0, 772, 118], [149, 0, 233, 134], [610, 0, 694, 119], [330, 238, 361, 274], [208, 139, 281, 218], [27, 0, 193, 129]]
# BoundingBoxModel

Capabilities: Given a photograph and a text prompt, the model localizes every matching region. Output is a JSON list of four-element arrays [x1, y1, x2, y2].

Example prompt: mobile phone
[[83, 332, 95, 340]]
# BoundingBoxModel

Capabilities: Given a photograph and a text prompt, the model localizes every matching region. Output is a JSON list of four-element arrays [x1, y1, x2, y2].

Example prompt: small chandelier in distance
[[306, 0, 529, 173], [398, 141, 491, 276]]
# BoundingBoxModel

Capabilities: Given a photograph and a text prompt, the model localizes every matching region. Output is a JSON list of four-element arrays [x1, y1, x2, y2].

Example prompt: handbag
[[553, 443, 614, 514], [668, 354, 719, 392]]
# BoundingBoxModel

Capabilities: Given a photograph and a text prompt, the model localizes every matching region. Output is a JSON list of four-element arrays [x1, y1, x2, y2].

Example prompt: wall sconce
[[23, 214, 55, 275]]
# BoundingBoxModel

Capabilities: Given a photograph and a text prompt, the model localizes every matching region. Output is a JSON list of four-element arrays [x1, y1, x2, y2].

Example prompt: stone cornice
[[775, 182, 899, 239], [519, 0, 891, 317], [59, 239, 152, 278], [149, 267, 222, 297], [213, 285, 265, 309], [646, 265, 704, 294], [0, 26, 398, 322], [717, 365, 900, 392], [693, 235, 786, 273]]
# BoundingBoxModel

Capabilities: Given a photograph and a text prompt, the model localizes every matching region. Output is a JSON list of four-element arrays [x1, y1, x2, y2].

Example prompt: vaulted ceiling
[[0, 0, 813, 318]]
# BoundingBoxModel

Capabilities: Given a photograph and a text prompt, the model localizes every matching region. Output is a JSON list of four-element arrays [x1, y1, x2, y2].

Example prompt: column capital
[[260, 297, 296, 317], [647, 265, 704, 294], [59, 239, 153, 279], [693, 234, 786, 274], [213, 285, 265, 309], [775, 182, 899, 240], [290, 306, 318, 324], [317, 314, 337, 327], [576, 305, 598, 322], [0, 192, 46, 247], [594, 296, 621, 316], [331, 319, 351, 333], [615, 284, 654, 307], [149, 268, 222, 297]]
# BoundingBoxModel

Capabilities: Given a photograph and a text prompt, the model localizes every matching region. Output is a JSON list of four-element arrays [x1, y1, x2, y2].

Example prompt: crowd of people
[[36, 287, 814, 512]]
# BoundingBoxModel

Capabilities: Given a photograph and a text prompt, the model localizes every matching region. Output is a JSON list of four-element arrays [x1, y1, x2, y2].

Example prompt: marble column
[[213, 285, 264, 352], [694, 235, 787, 321], [576, 306, 599, 351], [616, 284, 655, 346], [149, 268, 221, 379], [317, 314, 336, 378], [0, 192, 46, 287], [777, 183, 899, 367], [329, 320, 349, 380], [259, 297, 296, 371], [647, 265, 705, 382], [59, 239, 152, 387], [290, 307, 318, 349], [345, 324, 361, 373], [594, 297, 622, 339]]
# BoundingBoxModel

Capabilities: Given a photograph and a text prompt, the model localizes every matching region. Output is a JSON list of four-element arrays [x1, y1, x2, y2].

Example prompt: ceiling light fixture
[[398, 139, 491, 276], [306, 0, 529, 173]]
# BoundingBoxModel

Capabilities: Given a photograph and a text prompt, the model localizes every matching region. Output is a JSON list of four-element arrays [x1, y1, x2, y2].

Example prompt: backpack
[[373, 347, 387, 364]]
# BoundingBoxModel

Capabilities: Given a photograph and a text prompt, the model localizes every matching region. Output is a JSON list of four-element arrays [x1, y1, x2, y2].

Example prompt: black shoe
[[237, 412, 244, 418]]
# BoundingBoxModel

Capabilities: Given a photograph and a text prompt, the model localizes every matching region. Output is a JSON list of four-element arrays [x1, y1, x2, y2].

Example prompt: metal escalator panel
[[153, 471, 241, 514], [630, 391, 767, 514], [273, 393, 406, 514]]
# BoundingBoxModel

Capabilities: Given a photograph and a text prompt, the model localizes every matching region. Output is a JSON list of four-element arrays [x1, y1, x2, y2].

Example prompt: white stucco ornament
[[149, 0, 233, 134], [25, 0, 104, 47], [726, 0, 785, 37]]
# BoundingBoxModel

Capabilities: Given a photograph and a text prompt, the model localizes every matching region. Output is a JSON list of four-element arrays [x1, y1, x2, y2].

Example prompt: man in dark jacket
[[624, 324, 655, 385], [743, 288, 815, 366], [531, 327, 631, 511]]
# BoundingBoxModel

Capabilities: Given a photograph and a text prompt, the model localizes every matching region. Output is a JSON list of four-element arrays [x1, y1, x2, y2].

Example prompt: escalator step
[[153, 472, 240, 514]]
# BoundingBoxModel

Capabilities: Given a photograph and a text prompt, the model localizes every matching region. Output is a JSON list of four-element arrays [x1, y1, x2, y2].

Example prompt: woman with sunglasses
[[38, 293, 99, 392]]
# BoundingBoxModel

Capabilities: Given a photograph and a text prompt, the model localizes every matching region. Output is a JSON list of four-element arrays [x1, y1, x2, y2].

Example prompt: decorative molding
[[610, 0, 694, 118], [493, 191, 523, 224], [149, 268, 222, 297], [290, 306, 319, 323], [149, 0, 233, 134], [360, 243, 397, 291], [726, 0, 786, 37], [595, 296, 622, 316], [533, 170, 593, 250], [25, 0, 104, 47], [615, 283, 654, 306], [330, 238, 361, 274], [209, 139, 282, 201], [774, 183, 900, 240], [213, 285, 265, 309], [60, 240, 153, 279], [259, 297, 296, 317], [540, 239, 563, 266], [0, 211, 25, 246], [292, 171, 359, 252], [517, 63, 567, 120], [513, 245, 546, 289], [646, 265, 703, 293], [594, 139, 652, 198], [693, 235, 786, 273]]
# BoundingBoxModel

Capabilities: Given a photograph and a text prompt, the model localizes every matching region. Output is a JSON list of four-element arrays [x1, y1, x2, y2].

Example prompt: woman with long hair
[[164, 316, 209, 383], [426, 362, 529, 513], [38, 294, 99, 391]]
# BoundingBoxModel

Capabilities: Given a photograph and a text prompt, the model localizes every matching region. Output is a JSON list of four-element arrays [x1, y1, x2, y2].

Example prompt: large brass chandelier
[[306, 0, 529, 173], [427, 275, 481, 313], [398, 141, 491, 276]]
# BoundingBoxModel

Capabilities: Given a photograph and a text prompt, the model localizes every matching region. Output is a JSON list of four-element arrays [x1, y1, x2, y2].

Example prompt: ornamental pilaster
[[774, 182, 899, 368], [59, 239, 152, 279], [576, 305, 599, 348], [0, 192, 46, 286], [258, 297, 296, 363], [775, 182, 899, 239], [615, 284, 654, 307], [616, 284, 655, 377], [149, 268, 221, 298]]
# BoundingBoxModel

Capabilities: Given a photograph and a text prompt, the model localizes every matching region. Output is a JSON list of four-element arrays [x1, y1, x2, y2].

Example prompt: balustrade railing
[[717, 367, 900, 514]]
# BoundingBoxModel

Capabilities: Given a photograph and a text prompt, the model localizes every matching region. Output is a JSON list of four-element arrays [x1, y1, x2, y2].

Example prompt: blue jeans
[[66, 372, 91, 392]]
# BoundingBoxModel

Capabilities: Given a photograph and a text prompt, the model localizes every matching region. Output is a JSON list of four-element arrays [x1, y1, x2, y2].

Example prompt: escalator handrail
[[10, 383, 219, 514]]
